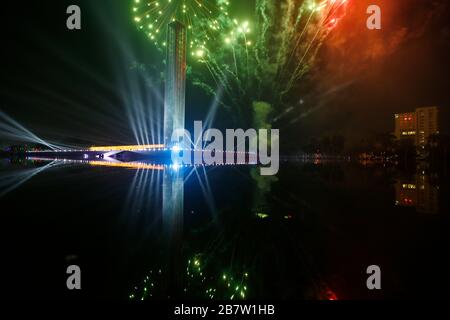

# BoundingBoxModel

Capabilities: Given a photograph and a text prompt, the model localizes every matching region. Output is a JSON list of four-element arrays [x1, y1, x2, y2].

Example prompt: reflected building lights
[[395, 174, 439, 214], [88, 161, 164, 170]]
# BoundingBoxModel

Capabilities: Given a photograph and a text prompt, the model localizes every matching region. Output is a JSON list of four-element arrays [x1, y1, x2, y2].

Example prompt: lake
[[0, 158, 448, 299]]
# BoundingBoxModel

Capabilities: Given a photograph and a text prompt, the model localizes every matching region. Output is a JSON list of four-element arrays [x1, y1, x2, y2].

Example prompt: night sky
[[303, 0, 450, 143], [0, 0, 449, 149]]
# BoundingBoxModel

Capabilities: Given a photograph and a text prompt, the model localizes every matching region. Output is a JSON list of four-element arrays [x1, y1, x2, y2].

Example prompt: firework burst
[[132, 0, 231, 55], [190, 0, 350, 121], [131, 0, 350, 126]]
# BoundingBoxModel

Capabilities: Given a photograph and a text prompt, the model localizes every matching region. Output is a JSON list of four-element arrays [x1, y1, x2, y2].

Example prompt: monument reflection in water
[[162, 166, 184, 296], [126, 160, 253, 300]]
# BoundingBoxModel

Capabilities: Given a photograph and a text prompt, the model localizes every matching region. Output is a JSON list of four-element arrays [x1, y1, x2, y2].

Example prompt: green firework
[[132, 0, 232, 55], [192, 0, 349, 115]]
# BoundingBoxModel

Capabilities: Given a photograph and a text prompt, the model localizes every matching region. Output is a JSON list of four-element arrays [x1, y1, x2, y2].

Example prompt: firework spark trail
[[284, 24, 323, 95], [284, 4, 319, 92], [285, 3, 315, 71], [254, 0, 271, 88], [251, 0, 312, 100], [294, 0, 307, 28], [275, 0, 296, 74], [203, 60, 223, 90], [284, 0, 349, 95], [246, 0, 334, 101], [205, 59, 236, 104], [231, 45, 239, 78]]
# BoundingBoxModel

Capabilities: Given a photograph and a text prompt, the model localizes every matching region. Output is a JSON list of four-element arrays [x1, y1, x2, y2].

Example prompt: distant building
[[394, 106, 439, 146]]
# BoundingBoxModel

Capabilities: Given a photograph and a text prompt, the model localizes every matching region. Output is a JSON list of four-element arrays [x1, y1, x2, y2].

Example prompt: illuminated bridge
[[89, 144, 165, 152], [25, 144, 170, 161], [25, 144, 257, 168]]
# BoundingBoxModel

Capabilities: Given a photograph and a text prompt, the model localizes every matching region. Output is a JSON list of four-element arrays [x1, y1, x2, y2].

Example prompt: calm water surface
[[0, 158, 448, 299]]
